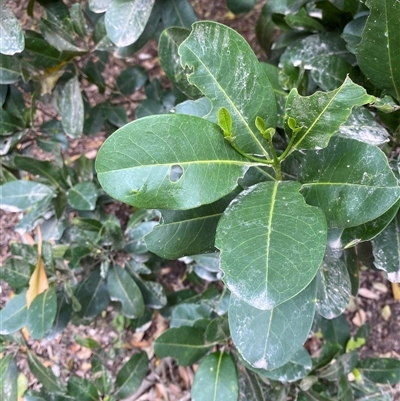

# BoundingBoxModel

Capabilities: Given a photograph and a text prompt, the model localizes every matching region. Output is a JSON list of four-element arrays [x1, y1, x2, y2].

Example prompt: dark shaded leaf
[[67, 182, 98, 211]]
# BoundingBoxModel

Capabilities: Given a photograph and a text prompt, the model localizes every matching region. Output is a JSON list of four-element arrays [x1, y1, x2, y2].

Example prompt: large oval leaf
[[216, 181, 326, 310], [191, 352, 239, 401], [371, 214, 400, 282], [299, 136, 400, 228], [0, 355, 18, 401], [96, 114, 250, 210], [0, 3, 24, 55], [105, 0, 155, 47], [179, 21, 277, 156], [229, 279, 317, 370], [357, 0, 400, 101], [0, 290, 27, 335]]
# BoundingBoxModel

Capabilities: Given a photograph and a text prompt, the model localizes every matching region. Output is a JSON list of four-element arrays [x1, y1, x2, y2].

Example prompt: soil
[[1, 1, 399, 400]]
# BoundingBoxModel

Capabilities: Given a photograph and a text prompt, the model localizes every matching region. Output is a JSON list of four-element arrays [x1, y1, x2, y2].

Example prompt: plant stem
[[227, 139, 275, 165]]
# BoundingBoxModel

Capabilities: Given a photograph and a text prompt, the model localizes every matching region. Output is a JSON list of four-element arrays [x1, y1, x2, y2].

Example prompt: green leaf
[[27, 288, 57, 340], [246, 347, 312, 383], [114, 351, 148, 399], [154, 326, 213, 366], [191, 352, 239, 401], [68, 377, 99, 401], [58, 76, 84, 138], [341, 199, 400, 248], [145, 191, 238, 259], [159, 27, 201, 99], [107, 265, 144, 318], [284, 7, 325, 32], [338, 374, 353, 401], [83, 61, 106, 94], [313, 314, 350, 349], [0, 54, 21, 84], [238, 368, 265, 401], [342, 14, 368, 54], [105, 0, 155, 47], [358, 358, 400, 385], [116, 66, 147, 95], [228, 0, 256, 14], [27, 352, 66, 393], [23, 33, 61, 70], [371, 214, 400, 282], [96, 114, 250, 210], [179, 21, 277, 156], [0, 290, 27, 334], [70, 4, 87, 38], [318, 352, 358, 381], [0, 355, 18, 401], [160, 0, 198, 30], [299, 136, 400, 228], [357, 0, 400, 101], [67, 182, 98, 211], [170, 303, 213, 328], [284, 77, 375, 151], [75, 269, 110, 318], [337, 106, 389, 146], [0, 3, 24, 55], [46, 289, 72, 339], [175, 97, 211, 117], [0, 258, 32, 289], [216, 181, 326, 310], [92, 356, 113, 395], [229, 279, 317, 370], [0, 109, 23, 135], [316, 249, 351, 319]]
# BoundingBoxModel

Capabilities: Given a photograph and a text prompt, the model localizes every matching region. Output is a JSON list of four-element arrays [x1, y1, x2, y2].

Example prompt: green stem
[[278, 133, 298, 162], [227, 139, 275, 165], [265, 139, 283, 181]]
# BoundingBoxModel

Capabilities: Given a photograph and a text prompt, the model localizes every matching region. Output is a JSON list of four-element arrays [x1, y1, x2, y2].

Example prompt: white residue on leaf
[[253, 357, 268, 370]]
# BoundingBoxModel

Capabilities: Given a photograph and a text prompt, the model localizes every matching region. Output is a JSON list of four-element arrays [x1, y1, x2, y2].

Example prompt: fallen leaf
[[352, 309, 366, 327], [372, 282, 388, 293], [358, 287, 379, 300], [381, 305, 391, 321], [392, 283, 400, 300]]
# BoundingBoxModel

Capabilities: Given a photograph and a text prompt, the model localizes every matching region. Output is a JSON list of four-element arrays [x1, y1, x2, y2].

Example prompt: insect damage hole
[[169, 165, 184, 182]]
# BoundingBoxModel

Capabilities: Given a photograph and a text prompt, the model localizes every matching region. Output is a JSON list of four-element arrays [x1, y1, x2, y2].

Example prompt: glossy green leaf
[[318, 352, 358, 381], [0, 258, 31, 289], [0, 290, 27, 335], [179, 21, 277, 155], [216, 181, 326, 310], [27, 352, 66, 393], [93, 16, 115, 51], [160, 0, 197, 30], [229, 279, 317, 370], [14, 156, 65, 188], [0, 180, 54, 212], [154, 326, 213, 366], [191, 352, 239, 401], [341, 199, 400, 248], [114, 351, 148, 399], [299, 136, 400, 228], [96, 114, 250, 210], [39, 19, 85, 53], [175, 97, 211, 117], [105, 0, 155, 47], [0, 3, 24, 55], [338, 106, 389, 146], [70, 4, 87, 38], [314, 314, 350, 349], [75, 269, 110, 318], [371, 214, 400, 282], [357, 0, 400, 101], [309, 56, 355, 92], [284, 77, 375, 151], [116, 66, 147, 95], [358, 358, 400, 385], [285, 7, 325, 32], [107, 265, 144, 318], [145, 191, 238, 259], [316, 249, 351, 319], [46, 289, 72, 339], [170, 303, 213, 328], [0, 355, 18, 401], [68, 377, 99, 401], [27, 288, 57, 340], [338, 374, 353, 401], [247, 347, 312, 383], [342, 14, 367, 54], [0, 54, 21, 84], [67, 182, 98, 211], [92, 357, 113, 395], [58, 76, 84, 138], [23, 33, 62, 70], [159, 27, 201, 98], [83, 61, 106, 94]]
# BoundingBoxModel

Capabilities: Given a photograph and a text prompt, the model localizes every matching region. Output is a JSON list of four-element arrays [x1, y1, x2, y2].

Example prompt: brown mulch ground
[[1, 1, 400, 400]]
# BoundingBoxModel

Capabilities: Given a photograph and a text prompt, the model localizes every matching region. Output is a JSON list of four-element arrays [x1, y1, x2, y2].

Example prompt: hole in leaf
[[170, 165, 183, 182]]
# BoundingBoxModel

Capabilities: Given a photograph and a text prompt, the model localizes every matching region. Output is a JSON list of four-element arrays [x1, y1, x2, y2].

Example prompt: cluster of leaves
[[1, 0, 400, 400]]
